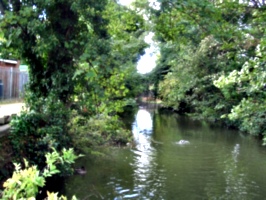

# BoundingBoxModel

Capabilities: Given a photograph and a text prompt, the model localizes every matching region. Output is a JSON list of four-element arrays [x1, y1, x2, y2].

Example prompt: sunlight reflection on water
[[63, 107, 266, 199], [129, 108, 165, 199], [133, 109, 153, 133], [132, 109, 153, 151]]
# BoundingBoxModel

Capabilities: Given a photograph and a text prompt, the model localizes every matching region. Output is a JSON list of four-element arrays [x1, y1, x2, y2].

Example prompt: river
[[61, 105, 266, 199]]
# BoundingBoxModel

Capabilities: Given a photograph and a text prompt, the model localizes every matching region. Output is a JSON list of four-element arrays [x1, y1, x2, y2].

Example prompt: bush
[[1, 148, 80, 199], [9, 94, 72, 167], [69, 112, 132, 153]]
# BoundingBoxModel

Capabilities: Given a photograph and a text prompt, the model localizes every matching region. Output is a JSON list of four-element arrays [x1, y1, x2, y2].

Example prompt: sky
[[119, 0, 159, 74], [137, 32, 158, 74], [118, 0, 132, 6]]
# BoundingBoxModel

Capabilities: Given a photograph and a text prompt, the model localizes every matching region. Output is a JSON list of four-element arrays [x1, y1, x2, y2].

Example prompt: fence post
[[0, 79, 3, 100], [9, 67, 13, 99], [0, 66, 29, 101]]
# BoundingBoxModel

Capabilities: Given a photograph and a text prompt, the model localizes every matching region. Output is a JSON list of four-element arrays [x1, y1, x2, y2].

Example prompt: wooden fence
[[0, 67, 29, 100]]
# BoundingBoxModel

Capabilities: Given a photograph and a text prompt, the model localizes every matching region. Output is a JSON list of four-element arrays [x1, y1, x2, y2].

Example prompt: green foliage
[[157, 36, 233, 121], [0, 1, 147, 175], [1, 0, 147, 109], [2, 159, 45, 199], [73, 65, 132, 116], [1, 0, 81, 101], [1, 148, 80, 199], [70, 0, 148, 117], [9, 93, 71, 166], [69, 112, 132, 153], [228, 98, 266, 136], [214, 38, 266, 141], [147, 0, 266, 143], [0, 0, 148, 107]]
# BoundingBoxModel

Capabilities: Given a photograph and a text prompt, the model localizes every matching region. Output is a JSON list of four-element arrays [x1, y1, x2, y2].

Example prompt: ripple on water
[[118, 189, 130, 194], [61, 108, 266, 199], [123, 193, 140, 199]]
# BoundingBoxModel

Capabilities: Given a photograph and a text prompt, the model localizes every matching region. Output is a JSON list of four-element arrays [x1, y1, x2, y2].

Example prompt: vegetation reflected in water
[[63, 107, 266, 199]]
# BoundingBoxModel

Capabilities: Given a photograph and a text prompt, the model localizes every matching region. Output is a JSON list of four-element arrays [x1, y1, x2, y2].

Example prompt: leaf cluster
[[149, 0, 266, 141], [1, 148, 80, 199], [68, 112, 132, 154], [9, 93, 72, 167]]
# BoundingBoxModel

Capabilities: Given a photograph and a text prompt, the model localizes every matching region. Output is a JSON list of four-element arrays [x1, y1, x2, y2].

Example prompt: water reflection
[[129, 108, 165, 199], [221, 144, 259, 199], [132, 109, 153, 150], [62, 108, 266, 199], [109, 108, 165, 199]]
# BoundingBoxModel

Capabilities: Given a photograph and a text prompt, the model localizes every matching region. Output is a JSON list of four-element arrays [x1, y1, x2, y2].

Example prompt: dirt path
[[0, 103, 25, 118]]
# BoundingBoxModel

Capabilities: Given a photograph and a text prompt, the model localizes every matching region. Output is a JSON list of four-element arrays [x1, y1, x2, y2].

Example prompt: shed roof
[[0, 59, 18, 64]]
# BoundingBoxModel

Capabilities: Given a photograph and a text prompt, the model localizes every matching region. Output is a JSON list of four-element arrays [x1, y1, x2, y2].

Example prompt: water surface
[[63, 106, 266, 199]]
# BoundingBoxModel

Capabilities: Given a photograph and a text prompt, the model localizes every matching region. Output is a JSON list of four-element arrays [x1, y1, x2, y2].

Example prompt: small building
[[0, 59, 28, 100], [0, 59, 20, 68]]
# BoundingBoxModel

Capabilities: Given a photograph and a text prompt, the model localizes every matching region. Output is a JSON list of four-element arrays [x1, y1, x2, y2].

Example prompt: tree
[[71, 0, 148, 115], [0, 0, 149, 113], [0, 0, 148, 167], [149, 0, 266, 131], [214, 29, 266, 142], [0, 0, 110, 103]]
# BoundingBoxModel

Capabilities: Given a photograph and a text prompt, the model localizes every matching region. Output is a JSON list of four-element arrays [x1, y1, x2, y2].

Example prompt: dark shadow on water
[[37, 176, 66, 200]]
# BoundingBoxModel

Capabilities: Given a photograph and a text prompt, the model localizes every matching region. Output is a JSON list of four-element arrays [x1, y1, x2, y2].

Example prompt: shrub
[[9, 94, 72, 167], [69, 112, 132, 153], [1, 148, 81, 199]]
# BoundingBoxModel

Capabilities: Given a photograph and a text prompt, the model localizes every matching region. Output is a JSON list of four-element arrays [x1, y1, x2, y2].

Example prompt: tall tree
[[0, 0, 110, 103], [149, 0, 264, 121]]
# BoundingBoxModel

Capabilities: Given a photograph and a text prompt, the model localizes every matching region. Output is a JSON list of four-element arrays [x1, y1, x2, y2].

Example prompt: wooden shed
[[0, 59, 21, 100]]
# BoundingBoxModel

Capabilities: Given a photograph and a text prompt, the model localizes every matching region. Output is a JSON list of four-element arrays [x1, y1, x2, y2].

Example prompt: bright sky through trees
[[137, 32, 158, 74], [118, 0, 132, 6], [119, 0, 158, 74]]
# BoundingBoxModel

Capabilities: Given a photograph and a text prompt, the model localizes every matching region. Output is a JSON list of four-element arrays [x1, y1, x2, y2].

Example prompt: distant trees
[[147, 0, 266, 143]]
